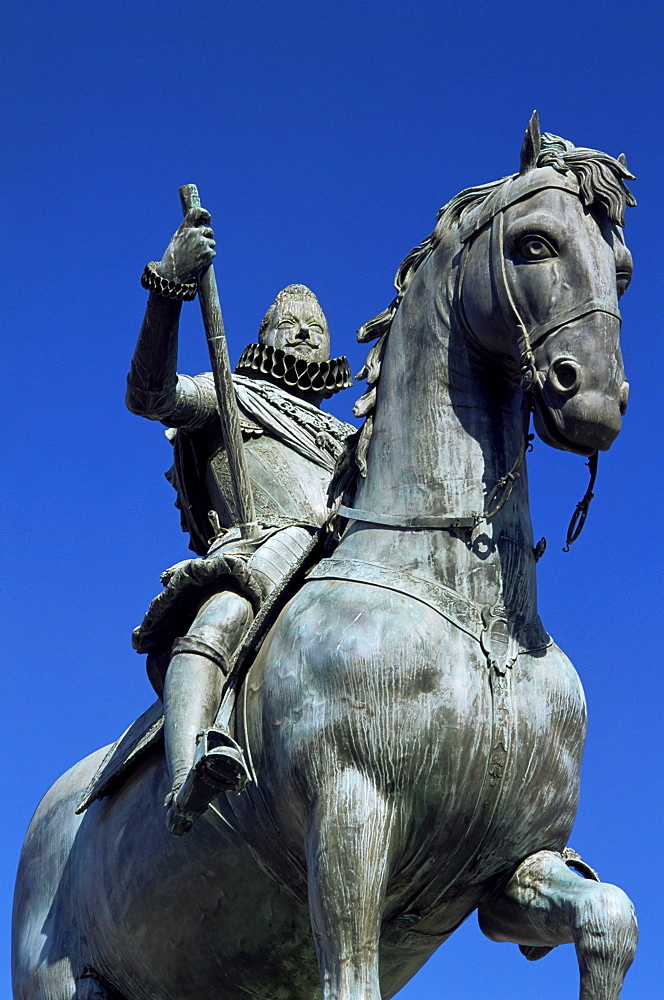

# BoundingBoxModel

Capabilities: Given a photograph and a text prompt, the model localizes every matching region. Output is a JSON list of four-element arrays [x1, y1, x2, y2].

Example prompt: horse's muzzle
[[532, 313, 626, 455], [534, 384, 624, 455]]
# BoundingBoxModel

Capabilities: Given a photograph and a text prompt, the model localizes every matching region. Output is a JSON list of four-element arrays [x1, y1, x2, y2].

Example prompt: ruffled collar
[[235, 343, 352, 398]]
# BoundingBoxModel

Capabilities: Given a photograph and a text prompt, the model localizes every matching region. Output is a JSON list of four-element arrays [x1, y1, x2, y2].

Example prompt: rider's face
[[263, 301, 331, 362]]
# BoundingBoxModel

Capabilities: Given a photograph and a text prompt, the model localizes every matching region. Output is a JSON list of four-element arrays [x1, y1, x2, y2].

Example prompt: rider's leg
[[163, 526, 315, 835], [306, 769, 393, 1000], [478, 850, 637, 1000], [163, 590, 253, 828], [164, 525, 314, 790]]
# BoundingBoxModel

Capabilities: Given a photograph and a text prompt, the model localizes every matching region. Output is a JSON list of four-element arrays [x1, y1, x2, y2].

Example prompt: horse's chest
[[257, 584, 492, 794], [255, 581, 584, 848]]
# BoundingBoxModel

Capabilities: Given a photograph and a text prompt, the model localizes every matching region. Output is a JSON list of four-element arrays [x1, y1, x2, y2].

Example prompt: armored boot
[[166, 726, 251, 836], [163, 590, 253, 836], [163, 525, 316, 836]]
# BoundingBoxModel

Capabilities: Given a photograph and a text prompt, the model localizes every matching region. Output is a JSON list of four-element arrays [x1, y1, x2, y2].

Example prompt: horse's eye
[[616, 271, 631, 298], [516, 234, 557, 261]]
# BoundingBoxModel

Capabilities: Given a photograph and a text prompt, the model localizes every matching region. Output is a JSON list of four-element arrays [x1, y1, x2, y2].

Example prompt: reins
[[482, 407, 532, 520], [563, 451, 598, 552], [338, 402, 531, 534]]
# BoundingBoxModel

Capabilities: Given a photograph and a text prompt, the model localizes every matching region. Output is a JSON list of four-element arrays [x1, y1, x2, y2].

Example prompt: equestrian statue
[[12, 114, 638, 1000]]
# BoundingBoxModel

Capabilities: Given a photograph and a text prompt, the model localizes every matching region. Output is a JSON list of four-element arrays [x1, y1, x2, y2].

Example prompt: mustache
[[285, 339, 321, 349]]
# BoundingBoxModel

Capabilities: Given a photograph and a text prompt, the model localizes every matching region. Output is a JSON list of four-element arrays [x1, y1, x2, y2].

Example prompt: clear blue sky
[[3, 2, 662, 997]]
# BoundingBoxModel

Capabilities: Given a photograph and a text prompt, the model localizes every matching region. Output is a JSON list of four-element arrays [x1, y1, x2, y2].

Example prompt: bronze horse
[[13, 117, 638, 1000]]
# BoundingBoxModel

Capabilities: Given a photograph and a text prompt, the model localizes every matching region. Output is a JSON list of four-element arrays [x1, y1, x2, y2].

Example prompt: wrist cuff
[[141, 261, 197, 301]]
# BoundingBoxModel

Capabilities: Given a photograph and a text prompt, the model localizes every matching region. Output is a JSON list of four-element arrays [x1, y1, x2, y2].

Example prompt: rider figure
[[127, 207, 353, 835]]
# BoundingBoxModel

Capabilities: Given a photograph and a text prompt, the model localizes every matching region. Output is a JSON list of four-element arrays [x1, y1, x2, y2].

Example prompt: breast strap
[[307, 557, 551, 664]]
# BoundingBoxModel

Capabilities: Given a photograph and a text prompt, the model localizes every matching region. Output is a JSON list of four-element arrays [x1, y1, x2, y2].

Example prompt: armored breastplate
[[205, 428, 333, 530]]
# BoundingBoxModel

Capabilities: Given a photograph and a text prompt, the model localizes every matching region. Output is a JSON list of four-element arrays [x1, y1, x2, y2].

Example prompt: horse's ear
[[519, 110, 541, 173], [618, 152, 628, 168]]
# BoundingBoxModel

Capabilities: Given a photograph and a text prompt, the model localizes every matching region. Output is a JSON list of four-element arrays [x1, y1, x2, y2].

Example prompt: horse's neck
[[345, 251, 538, 618]]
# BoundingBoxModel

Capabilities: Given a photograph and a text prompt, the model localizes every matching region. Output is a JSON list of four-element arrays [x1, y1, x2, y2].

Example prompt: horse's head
[[457, 113, 635, 456]]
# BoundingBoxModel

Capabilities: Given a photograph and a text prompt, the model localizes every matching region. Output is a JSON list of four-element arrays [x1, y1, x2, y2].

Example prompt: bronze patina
[[12, 114, 638, 1000]]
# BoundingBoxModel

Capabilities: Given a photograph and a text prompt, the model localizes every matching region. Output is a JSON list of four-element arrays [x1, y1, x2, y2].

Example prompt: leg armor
[[164, 525, 315, 836]]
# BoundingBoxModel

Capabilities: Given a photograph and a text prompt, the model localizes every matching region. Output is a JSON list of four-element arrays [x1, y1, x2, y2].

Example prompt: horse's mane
[[333, 133, 636, 494]]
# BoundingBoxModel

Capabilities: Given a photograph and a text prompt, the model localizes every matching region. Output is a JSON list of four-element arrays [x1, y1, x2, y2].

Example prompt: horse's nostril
[[619, 380, 630, 416], [549, 358, 582, 395]]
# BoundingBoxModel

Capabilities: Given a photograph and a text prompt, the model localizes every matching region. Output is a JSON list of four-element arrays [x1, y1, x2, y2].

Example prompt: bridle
[[340, 169, 620, 548], [456, 168, 622, 396]]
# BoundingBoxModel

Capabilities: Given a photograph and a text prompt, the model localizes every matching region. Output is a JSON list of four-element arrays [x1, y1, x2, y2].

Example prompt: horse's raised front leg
[[306, 768, 393, 1000], [478, 850, 637, 999]]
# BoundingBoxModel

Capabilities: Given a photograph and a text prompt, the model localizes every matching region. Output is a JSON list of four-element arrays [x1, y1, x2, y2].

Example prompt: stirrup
[[164, 729, 251, 837]]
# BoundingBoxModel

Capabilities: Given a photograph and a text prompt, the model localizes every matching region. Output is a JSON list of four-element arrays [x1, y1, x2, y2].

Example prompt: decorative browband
[[235, 343, 352, 397]]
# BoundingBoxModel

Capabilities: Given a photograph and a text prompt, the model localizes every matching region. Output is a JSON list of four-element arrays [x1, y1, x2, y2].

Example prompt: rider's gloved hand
[[157, 207, 216, 284]]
